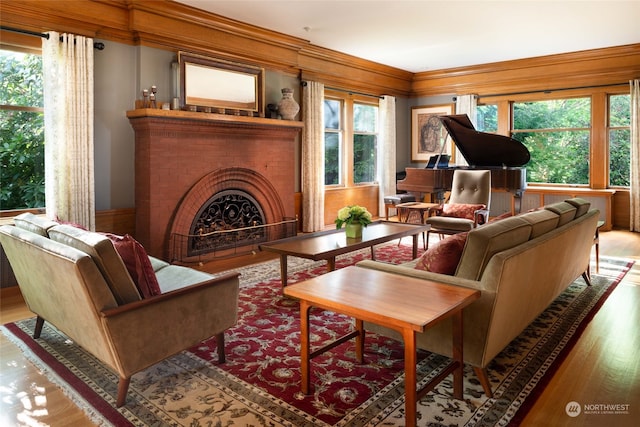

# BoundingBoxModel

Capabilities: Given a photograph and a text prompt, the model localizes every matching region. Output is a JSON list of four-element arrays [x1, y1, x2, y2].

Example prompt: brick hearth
[[127, 110, 303, 260]]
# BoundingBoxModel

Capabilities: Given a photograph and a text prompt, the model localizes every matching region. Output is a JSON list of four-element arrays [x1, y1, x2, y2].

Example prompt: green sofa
[[357, 198, 599, 397], [0, 213, 240, 407]]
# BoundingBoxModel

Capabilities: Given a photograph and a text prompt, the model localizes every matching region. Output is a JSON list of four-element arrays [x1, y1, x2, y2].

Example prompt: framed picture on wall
[[411, 104, 455, 163]]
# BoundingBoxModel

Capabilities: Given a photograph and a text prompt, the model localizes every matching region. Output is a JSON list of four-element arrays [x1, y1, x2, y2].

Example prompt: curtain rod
[[1, 26, 105, 50], [478, 82, 628, 99], [302, 81, 383, 99]]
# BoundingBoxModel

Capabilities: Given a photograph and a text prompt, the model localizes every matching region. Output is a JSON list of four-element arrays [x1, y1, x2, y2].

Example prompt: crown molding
[[411, 43, 640, 97]]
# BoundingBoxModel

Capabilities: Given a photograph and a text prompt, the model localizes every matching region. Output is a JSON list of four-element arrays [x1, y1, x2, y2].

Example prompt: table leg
[[279, 255, 288, 287], [326, 257, 336, 272], [355, 319, 364, 363], [451, 310, 464, 399], [402, 328, 418, 427], [412, 234, 419, 259], [300, 301, 311, 394]]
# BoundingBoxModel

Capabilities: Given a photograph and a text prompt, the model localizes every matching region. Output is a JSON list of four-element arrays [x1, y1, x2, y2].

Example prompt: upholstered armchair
[[425, 169, 491, 248]]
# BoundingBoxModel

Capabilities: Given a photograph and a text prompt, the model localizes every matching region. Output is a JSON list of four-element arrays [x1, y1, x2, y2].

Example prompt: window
[[476, 104, 498, 133], [0, 49, 45, 210], [352, 103, 378, 183], [324, 92, 378, 186], [324, 98, 342, 185], [608, 94, 631, 187], [512, 98, 591, 185]]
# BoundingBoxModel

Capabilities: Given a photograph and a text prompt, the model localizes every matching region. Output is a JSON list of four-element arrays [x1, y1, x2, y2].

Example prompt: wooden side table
[[396, 202, 439, 224], [284, 266, 480, 427]]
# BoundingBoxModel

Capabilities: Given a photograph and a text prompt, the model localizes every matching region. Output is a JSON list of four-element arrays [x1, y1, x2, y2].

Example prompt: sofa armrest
[[356, 259, 490, 292], [100, 271, 240, 376], [101, 271, 239, 317]]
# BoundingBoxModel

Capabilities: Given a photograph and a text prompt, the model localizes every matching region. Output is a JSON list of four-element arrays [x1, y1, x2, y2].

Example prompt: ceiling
[[174, 0, 640, 73]]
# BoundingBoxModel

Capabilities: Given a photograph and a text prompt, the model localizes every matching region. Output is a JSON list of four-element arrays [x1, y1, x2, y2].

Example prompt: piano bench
[[384, 194, 417, 220]]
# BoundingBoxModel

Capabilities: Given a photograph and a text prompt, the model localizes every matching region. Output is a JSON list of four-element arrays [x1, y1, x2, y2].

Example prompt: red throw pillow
[[102, 233, 161, 298], [442, 203, 486, 220], [489, 211, 513, 223], [415, 232, 468, 275]]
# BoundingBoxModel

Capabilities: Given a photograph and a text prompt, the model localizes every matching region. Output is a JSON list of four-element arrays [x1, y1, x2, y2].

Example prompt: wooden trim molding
[[412, 44, 640, 97], [1, 1, 637, 98], [0, 0, 411, 96]]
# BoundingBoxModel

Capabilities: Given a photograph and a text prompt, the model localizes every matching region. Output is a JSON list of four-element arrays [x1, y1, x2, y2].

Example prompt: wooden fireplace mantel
[[126, 108, 304, 130]]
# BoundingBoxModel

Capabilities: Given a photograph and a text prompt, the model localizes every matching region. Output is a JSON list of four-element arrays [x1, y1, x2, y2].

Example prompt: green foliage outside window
[[609, 94, 631, 187], [353, 103, 377, 184], [353, 134, 376, 183], [324, 99, 341, 185], [512, 98, 591, 185], [477, 104, 498, 132], [324, 132, 340, 185], [1, 50, 45, 210]]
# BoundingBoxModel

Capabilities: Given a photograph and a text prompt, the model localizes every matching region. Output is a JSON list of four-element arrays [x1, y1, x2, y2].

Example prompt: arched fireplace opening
[[170, 167, 296, 263], [189, 190, 266, 256]]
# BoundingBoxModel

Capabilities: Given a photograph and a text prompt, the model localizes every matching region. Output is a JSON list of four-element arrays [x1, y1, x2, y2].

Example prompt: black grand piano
[[398, 114, 530, 211]]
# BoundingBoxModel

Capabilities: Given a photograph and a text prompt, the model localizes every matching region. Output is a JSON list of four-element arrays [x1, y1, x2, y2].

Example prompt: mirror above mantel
[[178, 52, 265, 117]]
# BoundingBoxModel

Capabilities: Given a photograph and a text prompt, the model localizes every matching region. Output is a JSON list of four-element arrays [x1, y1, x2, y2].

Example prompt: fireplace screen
[[188, 190, 266, 256]]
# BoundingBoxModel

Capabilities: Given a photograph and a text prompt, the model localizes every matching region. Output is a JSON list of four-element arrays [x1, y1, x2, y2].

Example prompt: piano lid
[[438, 114, 530, 167]]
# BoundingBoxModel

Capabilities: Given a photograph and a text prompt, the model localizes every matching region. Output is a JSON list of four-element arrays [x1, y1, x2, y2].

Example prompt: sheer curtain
[[301, 81, 325, 232], [630, 79, 640, 232], [378, 95, 396, 217], [43, 31, 95, 230], [455, 94, 477, 166]]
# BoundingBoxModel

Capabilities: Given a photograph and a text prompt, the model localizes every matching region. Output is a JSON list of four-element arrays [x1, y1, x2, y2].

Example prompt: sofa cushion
[[442, 203, 486, 220], [48, 224, 142, 304], [13, 213, 59, 237], [565, 197, 591, 218], [102, 233, 162, 299], [519, 209, 560, 239], [544, 202, 577, 226], [415, 232, 468, 275], [455, 216, 532, 280]]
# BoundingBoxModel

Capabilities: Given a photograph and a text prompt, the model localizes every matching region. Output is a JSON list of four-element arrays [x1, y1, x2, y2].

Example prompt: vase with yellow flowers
[[335, 205, 373, 238]]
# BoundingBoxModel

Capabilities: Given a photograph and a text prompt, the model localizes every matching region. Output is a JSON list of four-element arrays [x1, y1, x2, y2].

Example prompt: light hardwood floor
[[1, 229, 638, 426]]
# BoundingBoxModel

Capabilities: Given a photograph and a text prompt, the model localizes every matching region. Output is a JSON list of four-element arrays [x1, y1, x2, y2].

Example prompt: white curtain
[[43, 32, 95, 230], [301, 81, 325, 232], [378, 95, 396, 217], [630, 79, 640, 232], [455, 94, 477, 167]]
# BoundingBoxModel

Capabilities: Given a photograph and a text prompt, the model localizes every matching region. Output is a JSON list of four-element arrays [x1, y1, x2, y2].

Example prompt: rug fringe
[[1, 325, 115, 427]]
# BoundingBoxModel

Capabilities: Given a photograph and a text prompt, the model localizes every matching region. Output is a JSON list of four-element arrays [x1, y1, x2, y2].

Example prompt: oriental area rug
[[1, 241, 634, 427]]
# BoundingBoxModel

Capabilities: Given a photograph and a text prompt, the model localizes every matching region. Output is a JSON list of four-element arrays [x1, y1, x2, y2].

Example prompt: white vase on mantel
[[277, 88, 300, 120]]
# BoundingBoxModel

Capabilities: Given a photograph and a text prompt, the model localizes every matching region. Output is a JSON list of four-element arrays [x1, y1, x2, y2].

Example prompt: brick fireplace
[[127, 110, 303, 261]]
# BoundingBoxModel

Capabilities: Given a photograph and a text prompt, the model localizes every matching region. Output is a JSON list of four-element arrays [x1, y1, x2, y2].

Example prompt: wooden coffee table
[[259, 221, 430, 286], [283, 266, 480, 427]]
